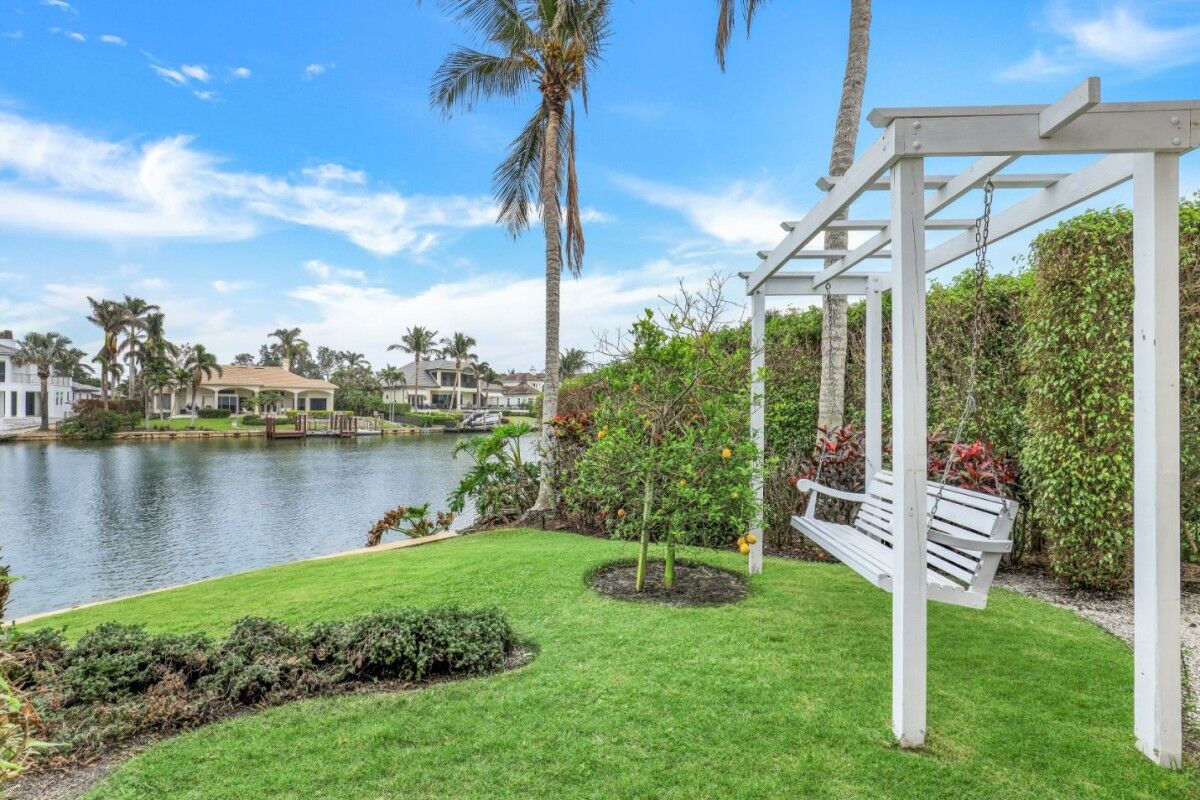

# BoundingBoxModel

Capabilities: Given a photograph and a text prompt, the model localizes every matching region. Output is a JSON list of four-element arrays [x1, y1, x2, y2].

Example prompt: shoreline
[[9, 530, 460, 626], [5, 425, 441, 443]]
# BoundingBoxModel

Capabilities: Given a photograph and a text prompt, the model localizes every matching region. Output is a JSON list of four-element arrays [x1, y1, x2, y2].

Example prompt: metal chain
[[930, 179, 999, 522]]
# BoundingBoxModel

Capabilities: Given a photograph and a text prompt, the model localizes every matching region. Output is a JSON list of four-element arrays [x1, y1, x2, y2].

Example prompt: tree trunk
[[38, 374, 49, 432], [817, 0, 871, 431], [635, 471, 655, 592], [530, 104, 565, 516], [664, 515, 677, 592], [415, 355, 421, 409]]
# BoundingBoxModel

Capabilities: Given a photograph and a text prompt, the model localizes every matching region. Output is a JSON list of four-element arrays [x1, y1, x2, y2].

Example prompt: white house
[[499, 381, 540, 409], [500, 370, 545, 393], [381, 360, 505, 409], [0, 329, 79, 430]]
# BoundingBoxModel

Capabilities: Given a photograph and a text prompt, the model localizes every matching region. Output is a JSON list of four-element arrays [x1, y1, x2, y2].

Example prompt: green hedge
[[1022, 199, 1200, 589]]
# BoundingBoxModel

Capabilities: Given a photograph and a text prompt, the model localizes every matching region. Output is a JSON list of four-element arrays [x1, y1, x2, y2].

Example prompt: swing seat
[[792, 471, 1018, 609]]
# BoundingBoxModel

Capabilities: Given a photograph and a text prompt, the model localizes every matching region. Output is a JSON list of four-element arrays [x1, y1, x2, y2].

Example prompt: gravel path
[[996, 569, 1199, 747]]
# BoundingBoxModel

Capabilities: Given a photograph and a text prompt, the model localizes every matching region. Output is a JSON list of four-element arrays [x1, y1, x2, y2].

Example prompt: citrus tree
[[571, 277, 760, 591]]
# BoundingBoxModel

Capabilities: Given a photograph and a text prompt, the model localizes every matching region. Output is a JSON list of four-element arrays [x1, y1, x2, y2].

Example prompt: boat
[[444, 410, 503, 433]]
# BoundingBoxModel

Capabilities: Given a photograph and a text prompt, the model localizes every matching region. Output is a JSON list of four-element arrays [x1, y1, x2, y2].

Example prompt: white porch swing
[[742, 77, 1195, 766]]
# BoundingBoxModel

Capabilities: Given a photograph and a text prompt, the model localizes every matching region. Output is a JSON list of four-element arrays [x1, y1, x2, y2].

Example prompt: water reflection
[[1, 434, 489, 617]]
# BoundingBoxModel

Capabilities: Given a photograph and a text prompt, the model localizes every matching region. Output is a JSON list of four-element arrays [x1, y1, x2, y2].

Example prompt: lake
[[0, 434, 495, 618]]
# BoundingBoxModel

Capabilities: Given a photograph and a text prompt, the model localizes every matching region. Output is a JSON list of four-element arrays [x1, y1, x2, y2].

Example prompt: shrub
[[196, 407, 231, 419], [448, 422, 539, 524], [1023, 200, 1200, 588], [59, 409, 126, 440], [3, 607, 517, 768], [240, 414, 267, 426], [366, 504, 455, 547]]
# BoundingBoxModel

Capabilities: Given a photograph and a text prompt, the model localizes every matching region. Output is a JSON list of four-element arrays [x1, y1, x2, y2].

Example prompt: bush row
[[2, 607, 516, 765]]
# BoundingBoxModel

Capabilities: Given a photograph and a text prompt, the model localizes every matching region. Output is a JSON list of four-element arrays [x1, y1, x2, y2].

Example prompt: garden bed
[[588, 559, 747, 606]]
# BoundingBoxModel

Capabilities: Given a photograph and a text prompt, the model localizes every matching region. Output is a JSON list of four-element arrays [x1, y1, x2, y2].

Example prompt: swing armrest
[[927, 529, 1013, 554], [794, 480, 868, 505]]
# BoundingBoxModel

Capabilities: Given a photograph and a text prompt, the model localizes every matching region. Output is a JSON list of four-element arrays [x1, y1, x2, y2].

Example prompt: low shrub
[[58, 409, 126, 440], [366, 504, 455, 547], [240, 414, 267, 426], [1, 606, 517, 768], [196, 407, 231, 419], [448, 422, 539, 524]]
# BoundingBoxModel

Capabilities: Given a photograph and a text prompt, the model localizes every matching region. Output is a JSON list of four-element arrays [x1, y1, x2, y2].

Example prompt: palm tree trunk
[[530, 104, 565, 516], [817, 0, 871, 431], [414, 355, 421, 409], [38, 374, 49, 432]]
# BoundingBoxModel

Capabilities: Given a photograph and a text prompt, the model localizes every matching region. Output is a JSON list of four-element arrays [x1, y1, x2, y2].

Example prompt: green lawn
[[27, 531, 1196, 799]]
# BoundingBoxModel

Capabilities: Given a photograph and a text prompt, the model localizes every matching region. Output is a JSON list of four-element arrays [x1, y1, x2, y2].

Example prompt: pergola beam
[[925, 153, 1135, 271], [746, 126, 899, 294], [1040, 77, 1101, 137], [790, 218, 977, 231], [815, 172, 1065, 191], [752, 272, 889, 296], [756, 249, 891, 260]]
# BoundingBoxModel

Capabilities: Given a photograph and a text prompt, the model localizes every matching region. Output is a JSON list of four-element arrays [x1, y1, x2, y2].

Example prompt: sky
[[1, 0, 1198, 371]]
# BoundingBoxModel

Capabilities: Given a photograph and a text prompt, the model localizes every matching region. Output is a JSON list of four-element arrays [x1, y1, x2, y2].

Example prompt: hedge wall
[[1023, 199, 1200, 589]]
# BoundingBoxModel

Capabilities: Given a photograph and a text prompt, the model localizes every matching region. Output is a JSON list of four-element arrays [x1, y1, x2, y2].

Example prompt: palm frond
[[492, 107, 546, 236], [715, 0, 767, 71], [437, 0, 539, 51], [563, 102, 584, 276], [431, 48, 534, 116]]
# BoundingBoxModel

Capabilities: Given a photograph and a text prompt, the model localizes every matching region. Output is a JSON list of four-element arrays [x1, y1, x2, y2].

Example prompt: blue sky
[[1, 0, 1198, 370]]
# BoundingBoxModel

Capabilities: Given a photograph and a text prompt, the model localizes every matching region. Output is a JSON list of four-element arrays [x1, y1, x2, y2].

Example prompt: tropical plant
[[56, 347, 93, 385], [475, 361, 499, 407], [378, 366, 406, 421], [449, 421, 540, 524], [559, 347, 588, 379], [340, 351, 369, 370], [389, 325, 439, 408], [13, 332, 73, 431], [714, 0, 872, 431], [245, 390, 284, 414], [430, 0, 612, 516], [269, 328, 308, 373], [118, 295, 158, 398], [140, 359, 178, 427], [232, 352, 256, 366], [439, 332, 477, 410], [85, 297, 129, 407], [365, 505, 456, 547], [182, 345, 223, 426]]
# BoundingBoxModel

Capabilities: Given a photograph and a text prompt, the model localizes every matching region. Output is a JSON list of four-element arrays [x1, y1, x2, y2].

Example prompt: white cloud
[[287, 261, 723, 370], [41, 0, 74, 12], [0, 111, 497, 255], [231, 66, 251, 79], [999, 6, 1200, 81], [62, 30, 85, 42], [99, 34, 126, 46], [303, 259, 367, 283], [151, 64, 187, 86], [302, 163, 366, 185], [304, 63, 331, 79], [192, 90, 217, 102], [2, 31, 24, 40], [133, 277, 167, 292], [181, 64, 210, 82], [212, 279, 250, 294], [613, 174, 791, 245], [42, 282, 106, 312]]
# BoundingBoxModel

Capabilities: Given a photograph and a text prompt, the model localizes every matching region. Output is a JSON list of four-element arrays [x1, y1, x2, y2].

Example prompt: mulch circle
[[588, 559, 747, 607]]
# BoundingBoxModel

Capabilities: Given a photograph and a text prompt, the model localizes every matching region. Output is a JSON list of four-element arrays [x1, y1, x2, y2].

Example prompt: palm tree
[[475, 361, 499, 407], [439, 332, 477, 411], [182, 344, 223, 426], [388, 325, 439, 408], [715, 0, 871, 430], [58, 347, 93, 384], [13, 332, 72, 431], [119, 295, 158, 398], [341, 351, 369, 370], [431, 0, 612, 513], [140, 359, 176, 428], [378, 366, 406, 421], [269, 327, 309, 373], [86, 297, 129, 407], [560, 347, 588, 379]]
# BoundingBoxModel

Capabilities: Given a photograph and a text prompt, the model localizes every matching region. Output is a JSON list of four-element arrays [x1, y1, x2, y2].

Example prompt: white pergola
[[745, 78, 1195, 767]]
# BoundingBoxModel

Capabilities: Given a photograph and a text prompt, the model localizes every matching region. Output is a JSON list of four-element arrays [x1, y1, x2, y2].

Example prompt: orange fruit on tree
[[721, 447, 732, 459], [678, 478, 687, 487], [617, 508, 626, 518], [746, 533, 757, 545], [738, 542, 750, 555], [737, 536, 747, 547]]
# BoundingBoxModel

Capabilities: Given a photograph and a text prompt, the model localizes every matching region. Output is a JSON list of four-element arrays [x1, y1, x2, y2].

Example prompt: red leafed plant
[[927, 428, 1018, 498]]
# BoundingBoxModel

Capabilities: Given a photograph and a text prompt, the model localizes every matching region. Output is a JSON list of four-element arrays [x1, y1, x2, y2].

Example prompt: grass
[[25, 530, 1197, 799]]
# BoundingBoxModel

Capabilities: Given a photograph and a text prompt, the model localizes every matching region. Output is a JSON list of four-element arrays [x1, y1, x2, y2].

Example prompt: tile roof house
[[381, 359, 505, 409], [169, 365, 338, 414]]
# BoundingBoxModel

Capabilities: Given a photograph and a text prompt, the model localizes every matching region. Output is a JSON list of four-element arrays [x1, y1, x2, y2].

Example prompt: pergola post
[[748, 289, 767, 575], [890, 157, 928, 747], [1132, 151, 1182, 768], [864, 275, 883, 479]]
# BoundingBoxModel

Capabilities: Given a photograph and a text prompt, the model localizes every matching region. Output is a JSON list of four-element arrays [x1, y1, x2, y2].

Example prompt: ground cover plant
[[1, 606, 517, 772], [15, 530, 1195, 799]]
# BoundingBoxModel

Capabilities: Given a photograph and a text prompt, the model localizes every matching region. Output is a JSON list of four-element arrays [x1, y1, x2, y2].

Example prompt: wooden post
[[748, 288, 767, 575], [1132, 151, 1182, 768], [889, 157, 927, 748], [865, 275, 883, 479]]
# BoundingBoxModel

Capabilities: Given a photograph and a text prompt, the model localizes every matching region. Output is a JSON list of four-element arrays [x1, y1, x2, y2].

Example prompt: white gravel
[[996, 569, 1200, 746]]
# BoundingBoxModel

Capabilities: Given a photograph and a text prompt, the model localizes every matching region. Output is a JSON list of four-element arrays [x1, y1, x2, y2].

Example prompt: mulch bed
[[588, 560, 747, 607]]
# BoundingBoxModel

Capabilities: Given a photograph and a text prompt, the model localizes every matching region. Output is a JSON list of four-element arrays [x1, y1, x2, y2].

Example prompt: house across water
[[162, 364, 337, 414], [0, 329, 97, 431]]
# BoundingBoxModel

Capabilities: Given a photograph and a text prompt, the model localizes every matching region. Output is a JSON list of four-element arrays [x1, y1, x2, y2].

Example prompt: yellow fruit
[[617, 508, 626, 518], [597, 429, 606, 440], [730, 490, 739, 499], [746, 533, 758, 545], [678, 478, 687, 487], [737, 536, 747, 547], [721, 447, 732, 459], [738, 542, 750, 555], [631, 384, 640, 393]]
